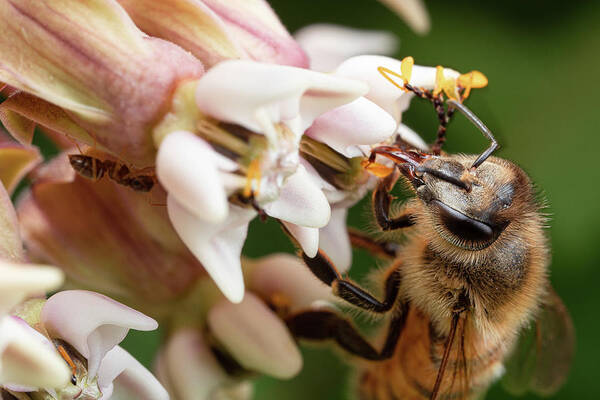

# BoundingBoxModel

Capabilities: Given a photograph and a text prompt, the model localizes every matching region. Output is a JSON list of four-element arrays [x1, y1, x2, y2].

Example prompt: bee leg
[[373, 178, 415, 231], [301, 251, 400, 313], [348, 228, 398, 259], [286, 305, 408, 360], [431, 97, 454, 155]]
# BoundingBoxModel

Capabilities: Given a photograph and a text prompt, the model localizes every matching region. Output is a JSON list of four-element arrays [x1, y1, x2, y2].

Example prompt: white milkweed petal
[[157, 130, 234, 223], [208, 293, 302, 379], [167, 196, 256, 303], [263, 165, 331, 228], [40, 290, 158, 378]]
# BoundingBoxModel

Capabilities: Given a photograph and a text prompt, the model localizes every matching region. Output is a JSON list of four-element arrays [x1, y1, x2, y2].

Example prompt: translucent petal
[[0, 316, 70, 388], [0, 261, 64, 315], [246, 253, 334, 310], [40, 290, 158, 378], [306, 97, 397, 158], [378, 0, 430, 35], [262, 164, 331, 228], [196, 60, 368, 139], [97, 346, 168, 400], [319, 208, 352, 273], [294, 24, 397, 72], [208, 293, 302, 379], [161, 328, 227, 400], [0, 182, 22, 262], [157, 130, 232, 223], [0, 142, 42, 194], [167, 196, 256, 303], [281, 222, 319, 257]]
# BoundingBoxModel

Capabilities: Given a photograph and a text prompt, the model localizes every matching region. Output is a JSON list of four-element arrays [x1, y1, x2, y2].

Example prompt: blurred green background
[[245, 0, 600, 399]]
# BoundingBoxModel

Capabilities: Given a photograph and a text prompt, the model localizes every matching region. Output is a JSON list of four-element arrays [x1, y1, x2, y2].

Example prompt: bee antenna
[[447, 99, 499, 169]]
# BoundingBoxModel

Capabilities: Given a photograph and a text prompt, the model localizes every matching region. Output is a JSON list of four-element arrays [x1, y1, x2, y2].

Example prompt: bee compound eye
[[433, 200, 494, 242]]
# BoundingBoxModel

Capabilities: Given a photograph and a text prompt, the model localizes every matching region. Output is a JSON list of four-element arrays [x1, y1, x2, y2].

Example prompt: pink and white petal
[[201, 0, 308, 67], [196, 60, 368, 140], [0, 261, 64, 315], [162, 328, 228, 400], [378, 0, 430, 35], [117, 0, 246, 68], [167, 197, 256, 303], [0, 142, 42, 194], [299, 158, 336, 193], [397, 123, 428, 151], [281, 222, 318, 258], [153, 349, 176, 399], [0, 316, 70, 388], [157, 130, 234, 223], [0, 181, 23, 262], [246, 254, 334, 310], [335, 55, 459, 122], [208, 293, 302, 379], [294, 24, 398, 72], [212, 381, 253, 400], [319, 208, 352, 273], [97, 345, 168, 400], [306, 97, 397, 158], [40, 290, 158, 378], [262, 165, 330, 228], [0, 92, 96, 147]]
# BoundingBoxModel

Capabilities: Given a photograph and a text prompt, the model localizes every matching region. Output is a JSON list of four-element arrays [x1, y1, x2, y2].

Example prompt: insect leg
[[446, 99, 499, 169], [302, 251, 400, 313], [403, 84, 454, 155], [431, 104, 455, 155], [348, 227, 398, 259], [430, 313, 460, 400], [286, 303, 408, 361], [373, 177, 415, 232]]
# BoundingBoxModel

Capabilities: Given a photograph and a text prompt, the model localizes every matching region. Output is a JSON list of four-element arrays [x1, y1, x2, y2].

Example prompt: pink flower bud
[[0, 0, 204, 166]]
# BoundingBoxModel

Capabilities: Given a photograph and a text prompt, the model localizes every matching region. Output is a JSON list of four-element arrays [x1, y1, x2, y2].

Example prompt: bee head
[[414, 155, 533, 250]]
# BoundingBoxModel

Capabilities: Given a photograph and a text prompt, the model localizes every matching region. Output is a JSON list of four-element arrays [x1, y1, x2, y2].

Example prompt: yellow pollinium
[[458, 70, 488, 99], [377, 56, 414, 91], [361, 159, 394, 178], [243, 158, 262, 198]]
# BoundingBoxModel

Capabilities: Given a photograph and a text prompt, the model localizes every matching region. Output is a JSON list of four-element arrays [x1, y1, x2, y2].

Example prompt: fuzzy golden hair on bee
[[279, 94, 573, 400]]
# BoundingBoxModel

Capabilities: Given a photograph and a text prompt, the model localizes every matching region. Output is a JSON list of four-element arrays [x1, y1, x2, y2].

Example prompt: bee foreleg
[[373, 179, 415, 231], [301, 251, 400, 313], [285, 307, 407, 360]]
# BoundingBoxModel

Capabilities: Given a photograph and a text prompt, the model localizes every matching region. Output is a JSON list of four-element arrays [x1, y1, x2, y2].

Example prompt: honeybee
[[282, 100, 574, 399], [68, 154, 155, 192]]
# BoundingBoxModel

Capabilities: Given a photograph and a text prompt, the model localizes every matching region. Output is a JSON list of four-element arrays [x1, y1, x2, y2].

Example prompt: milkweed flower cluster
[[0, 0, 488, 398], [0, 169, 166, 399]]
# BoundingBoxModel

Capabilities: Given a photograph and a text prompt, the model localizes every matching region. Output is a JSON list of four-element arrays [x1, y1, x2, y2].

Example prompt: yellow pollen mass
[[377, 56, 415, 91], [433, 65, 459, 100], [243, 158, 262, 198], [458, 70, 488, 99], [361, 159, 394, 178]]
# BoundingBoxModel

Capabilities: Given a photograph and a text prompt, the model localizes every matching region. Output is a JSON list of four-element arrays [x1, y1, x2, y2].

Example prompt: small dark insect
[[68, 154, 155, 192]]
